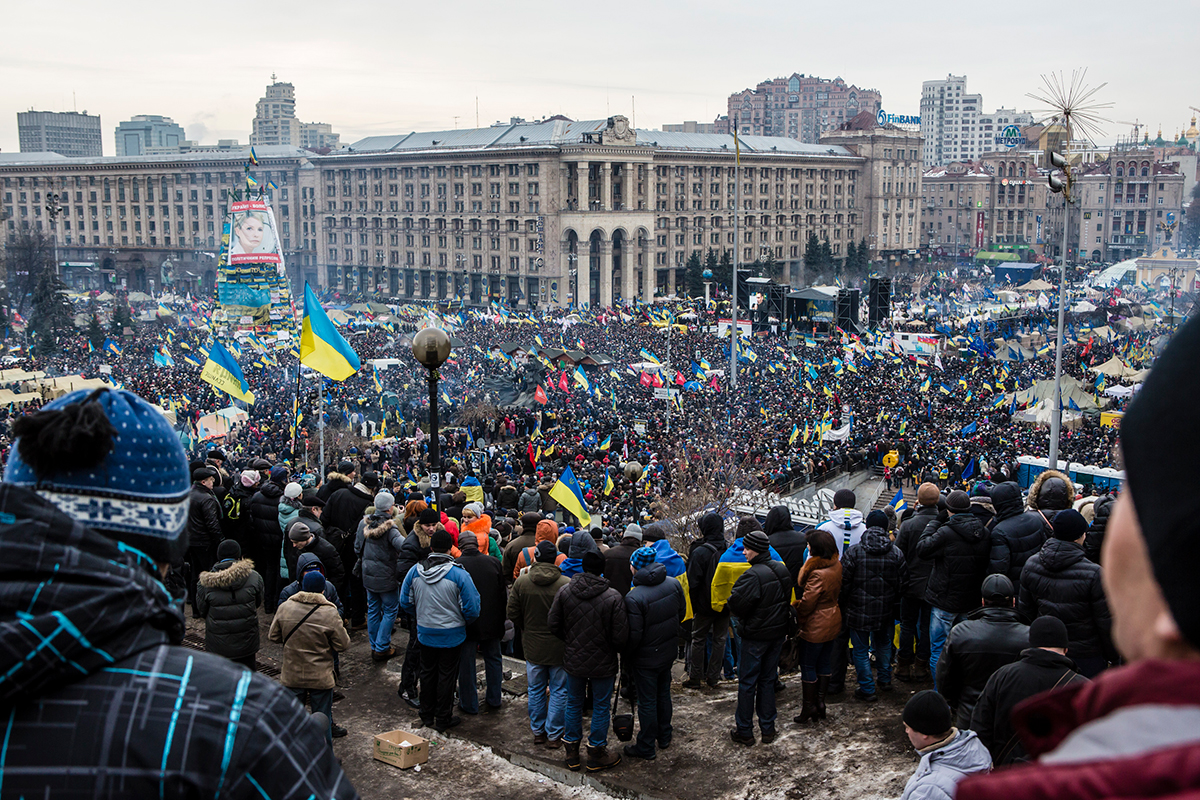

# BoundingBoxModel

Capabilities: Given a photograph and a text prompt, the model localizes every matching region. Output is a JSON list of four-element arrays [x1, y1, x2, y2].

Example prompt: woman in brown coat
[[792, 530, 842, 724]]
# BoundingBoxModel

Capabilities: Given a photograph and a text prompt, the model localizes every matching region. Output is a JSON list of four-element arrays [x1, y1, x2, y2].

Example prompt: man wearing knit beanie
[[727, 527, 791, 745], [900, 690, 990, 800], [970, 615, 1086, 766], [548, 539, 628, 772], [0, 388, 353, 796], [816, 488, 865, 558], [270, 564, 350, 743], [916, 485, 990, 678], [1016, 508, 1114, 678], [508, 536, 570, 749], [959, 314, 1200, 800], [400, 525, 480, 733], [622, 542, 685, 761], [894, 482, 944, 683]]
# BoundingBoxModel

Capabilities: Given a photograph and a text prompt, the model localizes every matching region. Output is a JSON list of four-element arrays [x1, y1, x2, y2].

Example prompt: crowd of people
[[0, 270, 1195, 799]]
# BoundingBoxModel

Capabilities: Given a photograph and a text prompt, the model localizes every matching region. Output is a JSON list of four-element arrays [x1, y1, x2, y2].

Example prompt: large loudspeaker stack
[[836, 288, 860, 333], [868, 277, 892, 328]]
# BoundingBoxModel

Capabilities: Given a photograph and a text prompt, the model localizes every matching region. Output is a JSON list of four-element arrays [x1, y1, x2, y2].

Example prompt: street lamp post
[[624, 459, 643, 523], [412, 327, 452, 508], [45, 191, 64, 278]]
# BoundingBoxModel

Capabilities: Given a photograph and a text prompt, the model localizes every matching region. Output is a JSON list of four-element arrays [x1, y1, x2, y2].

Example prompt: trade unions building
[[2, 115, 924, 307]]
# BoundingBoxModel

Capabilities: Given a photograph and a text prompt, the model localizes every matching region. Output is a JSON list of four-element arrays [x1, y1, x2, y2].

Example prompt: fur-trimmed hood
[[1027, 469, 1075, 512], [365, 514, 398, 539], [289, 590, 335, 607], [325, 471, 352, 485], [198, 558, 256, 589]]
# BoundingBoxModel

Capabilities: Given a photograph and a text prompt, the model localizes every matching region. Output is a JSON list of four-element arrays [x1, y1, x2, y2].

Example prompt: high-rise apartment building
[[719, 74, 882, 144], [250, 78, 339, 150], [114, 115, 186, 156], [17, 110, 103, 157], [299, 122, 340, 151], [920, 76, 1034, 167]]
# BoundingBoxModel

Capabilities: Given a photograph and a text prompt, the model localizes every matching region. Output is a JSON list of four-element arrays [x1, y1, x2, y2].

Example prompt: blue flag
[[962, 458, 976, 481], [961, 421, 977, 436]]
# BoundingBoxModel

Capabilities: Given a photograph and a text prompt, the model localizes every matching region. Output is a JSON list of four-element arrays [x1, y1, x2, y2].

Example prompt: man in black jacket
[[248, 465, 287, 613], [840, 511, 906, 701], [548, 550, 629, 773], [456, 533, 507, 715], [917, 490, 991, 677], [1018, 509, 1114, 677], [937, 574, 1029, 728], [221, 468, 259, 546], [285, 522, 346, 591], [727, 530, 791, 746], [324, 470, 377, 630], [187, 466, 224, 617], [987, 481, 1047, 586], [683, 513, 729, 689], [969, 615, 1086, 765], [623, 546, 686, 761], [396, 508, 439, 707], [894, 483, 942, 681], [603, 523, 643, 597], [764, 505, 807, 584]]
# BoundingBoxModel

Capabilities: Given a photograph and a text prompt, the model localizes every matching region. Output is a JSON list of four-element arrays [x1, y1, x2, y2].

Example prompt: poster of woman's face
[[228, 200, 282, 265]]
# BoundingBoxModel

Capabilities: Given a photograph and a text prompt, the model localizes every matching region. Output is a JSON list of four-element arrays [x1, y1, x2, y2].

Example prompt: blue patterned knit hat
[[630, 545, 657, 571], [5, 388, 191, 562]]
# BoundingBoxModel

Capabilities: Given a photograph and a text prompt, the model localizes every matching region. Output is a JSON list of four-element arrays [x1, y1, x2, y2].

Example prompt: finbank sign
[[877, 109, 920, 127]]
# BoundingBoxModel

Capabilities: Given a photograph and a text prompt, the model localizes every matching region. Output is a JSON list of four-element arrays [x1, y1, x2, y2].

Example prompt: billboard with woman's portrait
[[228, 200, 282, 266]]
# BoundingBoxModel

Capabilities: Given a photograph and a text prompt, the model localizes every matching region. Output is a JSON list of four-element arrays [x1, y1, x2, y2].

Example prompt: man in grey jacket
[[400, 529, 481, 733], [900, 690, 992, 800], [354, 492, 405, 662]]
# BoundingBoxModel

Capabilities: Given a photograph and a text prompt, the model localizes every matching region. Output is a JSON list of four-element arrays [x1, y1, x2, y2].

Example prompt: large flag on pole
[[300, 282, 361, 381], [200, 340, 255, 403], [549, 465, 591, 529]]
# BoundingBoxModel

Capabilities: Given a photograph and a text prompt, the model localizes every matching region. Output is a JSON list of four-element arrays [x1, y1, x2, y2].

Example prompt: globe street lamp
[[413, 327, 452, 505], [624, 459, 643, 522]]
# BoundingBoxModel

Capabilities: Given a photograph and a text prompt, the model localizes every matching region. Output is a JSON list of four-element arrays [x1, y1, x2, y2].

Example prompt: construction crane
[[1115, 119, 1143, 142]]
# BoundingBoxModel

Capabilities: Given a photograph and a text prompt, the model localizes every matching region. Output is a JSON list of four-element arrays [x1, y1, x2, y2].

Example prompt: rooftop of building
[[342, 118, 857, 159], [0, 145, 311, 169]]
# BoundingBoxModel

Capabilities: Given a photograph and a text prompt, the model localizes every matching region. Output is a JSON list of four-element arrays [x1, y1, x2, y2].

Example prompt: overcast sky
[[3, 0, 1195, 155]]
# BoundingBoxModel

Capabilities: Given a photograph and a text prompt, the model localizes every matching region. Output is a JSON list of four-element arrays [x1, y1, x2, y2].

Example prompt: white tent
[[1090, 355, 1139, 379], [1103, 385, 1134, 398], [1018, 279, 1055, 291], [1071, 300, 1098, 313]]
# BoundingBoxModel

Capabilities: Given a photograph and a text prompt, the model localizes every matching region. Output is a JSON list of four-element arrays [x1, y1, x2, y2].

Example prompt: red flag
[[639, 372, 653, 387], [651, 372, 664, 388], [559, 371, 569, 392], [527, 442, 536, 465], [709, 374, 720, 390], [674, 371, 686, 385], [534, 385, 548, 404]]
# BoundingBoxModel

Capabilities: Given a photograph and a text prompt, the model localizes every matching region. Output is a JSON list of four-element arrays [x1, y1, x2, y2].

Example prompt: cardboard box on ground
[[373, 730, 429, 769]]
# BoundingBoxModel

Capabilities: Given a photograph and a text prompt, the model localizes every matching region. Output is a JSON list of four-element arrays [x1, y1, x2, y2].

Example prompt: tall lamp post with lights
[[45, 191, 65, 277], [413, 327, 452, 507]]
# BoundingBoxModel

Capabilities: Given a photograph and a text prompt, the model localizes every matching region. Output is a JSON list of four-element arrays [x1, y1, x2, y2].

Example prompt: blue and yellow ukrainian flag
[[649, 539, 692, 621], [373, 368, 384, 393], [300, 282, 361, 381], [573, 366, 590, 392], [604, 472, 615, 495], [709, 538, 784, 611], [599, 433, 612, 451], [888, 489, 908, 515], [789, 424, 800, 445], [200, 340, 255, 403], [549, 465, 590, 529], [249, 147, 259, 165], [919, 376, 931, 393], [639, 348, 661, 365]]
